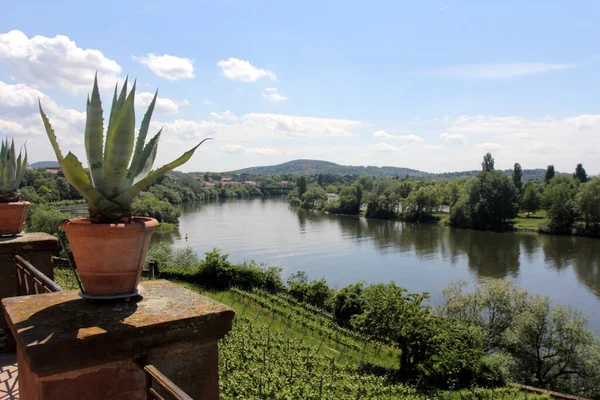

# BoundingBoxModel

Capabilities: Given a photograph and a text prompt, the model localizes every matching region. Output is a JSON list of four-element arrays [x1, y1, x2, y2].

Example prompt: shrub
[[132, 192, 181, 223], [25, 204, 72, 235], [155, 247, 284, 293]]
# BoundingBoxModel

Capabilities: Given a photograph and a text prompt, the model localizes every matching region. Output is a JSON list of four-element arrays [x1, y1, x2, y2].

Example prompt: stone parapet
[[2, 279, 234, 399], [0, 233, 57, 330]]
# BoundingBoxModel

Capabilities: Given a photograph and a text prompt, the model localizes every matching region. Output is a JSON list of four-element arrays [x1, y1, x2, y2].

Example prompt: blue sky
[[1, 0, 599, 173]]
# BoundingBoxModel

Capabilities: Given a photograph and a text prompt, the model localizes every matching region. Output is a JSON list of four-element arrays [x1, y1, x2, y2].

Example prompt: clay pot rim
[[60, 217, 159, 229]]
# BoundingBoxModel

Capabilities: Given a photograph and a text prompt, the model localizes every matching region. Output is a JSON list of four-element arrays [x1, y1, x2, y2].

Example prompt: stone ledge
[[1, 280, 234, 376], [0, 233, 58, 252]]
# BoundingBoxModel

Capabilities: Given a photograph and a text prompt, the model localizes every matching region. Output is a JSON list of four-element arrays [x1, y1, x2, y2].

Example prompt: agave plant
[[39, 76, 210, 223], [0, 138, 27, 202]]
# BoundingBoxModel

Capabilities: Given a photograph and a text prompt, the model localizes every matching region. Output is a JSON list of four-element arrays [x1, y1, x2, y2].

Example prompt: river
[[150, 197, 600, 334]]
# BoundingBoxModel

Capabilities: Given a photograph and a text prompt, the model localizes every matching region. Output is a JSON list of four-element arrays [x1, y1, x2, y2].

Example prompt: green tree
[[351, 283, 435, 374], [544, 183, 576, 233], [578, 177, 600, 230], [317, 173, 323, 187], [512, 163, 523, 194], [506, 297, 600, 392], [332, 282, 364, 327], [358, 174, 374, 191], [450, 171, 517, 230], [402, 186, 440, 221], [521, 184, 541, 216], [131, 192, 181, 223], [482, 153, 495, 172], [573, 163, 588, 183], [300, 185, 327, 209], [326, 182, 364, 215], [297, 176, 307, 197], [544, 165, 555, 184], [325, 184, 337, 193], [439, 279, 528, 353]]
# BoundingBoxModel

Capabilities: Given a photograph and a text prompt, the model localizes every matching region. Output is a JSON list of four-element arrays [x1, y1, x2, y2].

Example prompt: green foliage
[[301, 185, 327, 209], [39, 76, 209, 222], [325, 182, 363, 215], [0, 137, 27, 201], [24, 204, 73, 235], [153, 247, 284, 293], [325, 184, 337, 193], [521, 183, 541, 216], [297, 176, 307, 196], [512, 163, 523, 194], [574, 163, 589, 183], [482, 153, 495, 172], [357, 174, 374, 191], [543, 182, 576, 233], [131, 192, 181, 223], [332, 282, 364, 327], [351, 283, 433, 373], [365, 179, 400, 219], [450, 171, 517, 230], [578, 177, 600, 230], [402, 186, 440, 221], [439, 279, 600, 397], [287, 272, 334, 310], [544, 165, 555, 183]]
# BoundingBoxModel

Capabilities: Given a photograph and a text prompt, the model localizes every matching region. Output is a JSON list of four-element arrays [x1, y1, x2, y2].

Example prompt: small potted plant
[[0, 138, 29, 236], [39, 76, 210, 299]]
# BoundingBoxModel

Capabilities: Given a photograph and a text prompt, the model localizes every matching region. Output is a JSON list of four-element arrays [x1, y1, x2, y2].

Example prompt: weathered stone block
[[2, 279, 234, 399], [0, 233, 58, 329]]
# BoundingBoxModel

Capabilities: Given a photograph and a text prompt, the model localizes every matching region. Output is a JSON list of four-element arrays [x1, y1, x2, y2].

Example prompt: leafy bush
[[154, 247, 283, 293], [131, 192, 181, 223], [25, 204, 72, 235]]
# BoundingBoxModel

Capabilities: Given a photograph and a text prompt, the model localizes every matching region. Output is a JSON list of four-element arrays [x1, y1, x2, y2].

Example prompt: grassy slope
[[52, 272, 547, 399]]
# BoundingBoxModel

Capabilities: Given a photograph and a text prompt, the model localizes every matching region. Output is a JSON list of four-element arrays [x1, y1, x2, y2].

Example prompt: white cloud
[[132, 53, 194, 80], [203, 98, 215, 105], [425, 62, 575, 80], [136, 92, 187, 114], [0, 30, 121, 94], [440, 132, 468, 145], [222, 144, 281, 156], [370, 142, 398, 152], [441, 114, 600, 172], [244, 113, 362, 138], [0, 119, 39, 136], [477, 142, 503, 150], [152, 119, 223, 142], [210, 110, 237, 121], [217, 58, 276, 82], [262, 87, 287, 103], [372, 130, 424, 144]]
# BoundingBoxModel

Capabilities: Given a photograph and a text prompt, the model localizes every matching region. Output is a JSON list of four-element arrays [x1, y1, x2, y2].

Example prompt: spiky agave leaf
[[85, 74, 105, 191], [39, 76, 211, 222], [125, 89, 157, 187], [0, 137, 27, 201], [114, 138, 212, 206], [103, 81, 136, 198]]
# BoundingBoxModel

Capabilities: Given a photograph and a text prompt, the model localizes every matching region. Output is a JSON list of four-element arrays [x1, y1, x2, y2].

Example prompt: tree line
[[288, 154, 599, 236]]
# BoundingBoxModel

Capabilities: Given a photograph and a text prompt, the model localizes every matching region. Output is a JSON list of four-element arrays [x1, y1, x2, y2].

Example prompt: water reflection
[[294, 205, 599, 293], [164, 198, 600, 332]]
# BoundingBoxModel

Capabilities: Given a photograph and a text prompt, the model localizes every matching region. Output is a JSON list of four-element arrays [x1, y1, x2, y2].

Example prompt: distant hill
[[229, 159, 430, 177], [228, 159, 556, 181], [30, 161, 60, 169]]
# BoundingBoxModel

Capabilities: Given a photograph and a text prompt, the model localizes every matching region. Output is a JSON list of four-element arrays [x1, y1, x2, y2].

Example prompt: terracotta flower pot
[[0, 201, 30, 236], [60, 217, 158, 297]]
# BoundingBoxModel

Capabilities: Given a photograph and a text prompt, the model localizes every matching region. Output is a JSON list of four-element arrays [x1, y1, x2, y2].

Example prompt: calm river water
[[153, 197, 600, 334]]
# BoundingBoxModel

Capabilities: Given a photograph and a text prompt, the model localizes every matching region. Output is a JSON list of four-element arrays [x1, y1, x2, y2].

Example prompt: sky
[[0, 0, 599, 174]]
